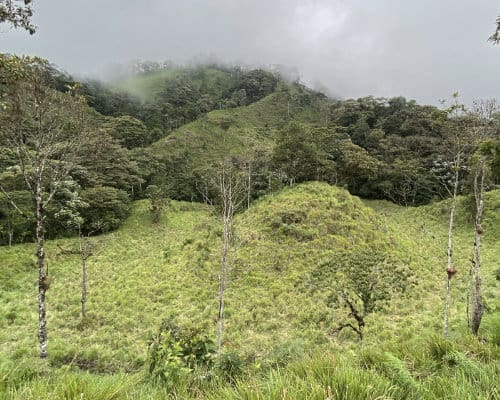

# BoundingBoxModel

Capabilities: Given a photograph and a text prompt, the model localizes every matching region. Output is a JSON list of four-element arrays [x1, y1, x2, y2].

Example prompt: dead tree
[[215, 159, 245, 356]]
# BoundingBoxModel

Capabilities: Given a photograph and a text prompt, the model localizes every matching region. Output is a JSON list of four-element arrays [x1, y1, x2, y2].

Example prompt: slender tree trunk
[[444, 156, 460, 339], [247, 163, 251, 210], [217, 214, 231, 356], [35, 180, 48, 359], [471, 162, 485, 335], [79, 232, 87, 318]]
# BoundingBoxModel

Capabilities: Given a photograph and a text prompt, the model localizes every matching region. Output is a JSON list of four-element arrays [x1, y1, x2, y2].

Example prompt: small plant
[[148, 318, 215, 384], [215, 351, 245, 383], [146, 185, 169, 223]]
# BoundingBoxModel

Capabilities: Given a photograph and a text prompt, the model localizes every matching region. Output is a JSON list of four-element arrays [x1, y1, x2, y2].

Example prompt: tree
[[271, 122, 321, 185], [312, 249, 413, 342], [0, 55, 88, 358], [55, 184, 95, 318], [0, 0, 36, 34], [214, 159, 246, 356], [433, 96, 470, 339], [103, 115, 148, 149], [466, 100, 499, 335], [145, 184, 169, 223]]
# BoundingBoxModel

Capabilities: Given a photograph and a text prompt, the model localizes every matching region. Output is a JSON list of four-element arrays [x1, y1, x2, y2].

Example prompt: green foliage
[[145, 185, 169, 223], [79, 186, 130, 233], [148, 317, 215, 384], [103, 115, 149, 149], [271, 122, 322, 184], [312, 248, 414, 341], [0, 190, 33, 245]]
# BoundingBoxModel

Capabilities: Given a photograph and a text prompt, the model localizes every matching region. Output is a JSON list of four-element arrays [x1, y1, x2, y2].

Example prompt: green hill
[[1, 183, 498, 399]]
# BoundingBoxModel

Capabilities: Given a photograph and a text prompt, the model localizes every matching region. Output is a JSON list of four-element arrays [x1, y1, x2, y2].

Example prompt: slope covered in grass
[[0, 184, 499, 399]]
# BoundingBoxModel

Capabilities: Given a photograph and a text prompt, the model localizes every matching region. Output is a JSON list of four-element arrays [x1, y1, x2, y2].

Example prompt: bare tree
[[0, 55, 88, 358], [466, 99, 499, 336], [435, 97, 470, 339], [215, 159, 246, 356]]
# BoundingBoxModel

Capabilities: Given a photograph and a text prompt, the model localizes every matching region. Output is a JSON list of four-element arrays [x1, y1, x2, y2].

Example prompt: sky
[[1, 0, 499, 105]]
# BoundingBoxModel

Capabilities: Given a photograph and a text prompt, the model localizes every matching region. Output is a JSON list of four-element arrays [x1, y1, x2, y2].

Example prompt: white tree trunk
[[35, 179, 48, 358], [471, 162, 485, 335], [443, 157, 460, 339]]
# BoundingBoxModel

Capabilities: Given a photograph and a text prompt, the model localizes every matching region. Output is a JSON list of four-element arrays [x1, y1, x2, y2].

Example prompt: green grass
[[148, 89, 328, 184], [0, 183, 499, 398]]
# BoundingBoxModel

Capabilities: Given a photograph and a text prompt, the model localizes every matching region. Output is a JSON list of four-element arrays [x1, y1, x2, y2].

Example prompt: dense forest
[[1, 4, 499, 399], [2, 56, 498, 245]]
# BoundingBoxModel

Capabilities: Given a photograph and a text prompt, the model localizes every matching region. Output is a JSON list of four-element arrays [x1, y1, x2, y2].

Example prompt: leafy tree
[[0, 190, 33, 245], [336, 141, 382, 196], [0, 0, 35, 34], [103, 115, 148, 149], [237, 69, 278, 102], [312, 248, 413, 342], [73, 126, 143, 193], [272, 123, 321, 185], [79, 186, 130, 234], [0, 54, 89, 358], [145, 184, 169, 223]]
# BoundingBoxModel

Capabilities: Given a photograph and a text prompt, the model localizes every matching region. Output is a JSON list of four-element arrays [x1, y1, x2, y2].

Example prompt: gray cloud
[[1, 0, 499, 104]]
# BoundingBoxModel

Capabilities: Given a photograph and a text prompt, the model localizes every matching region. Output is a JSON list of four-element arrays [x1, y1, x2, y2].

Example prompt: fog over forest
[[2, 0, 499, 104]]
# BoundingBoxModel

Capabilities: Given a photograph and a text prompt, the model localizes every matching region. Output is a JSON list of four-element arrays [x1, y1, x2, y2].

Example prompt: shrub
[[148, 318, 215, 384]]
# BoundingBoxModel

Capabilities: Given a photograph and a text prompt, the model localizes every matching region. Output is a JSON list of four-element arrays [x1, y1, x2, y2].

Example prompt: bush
[[148, 318, 215, 384]]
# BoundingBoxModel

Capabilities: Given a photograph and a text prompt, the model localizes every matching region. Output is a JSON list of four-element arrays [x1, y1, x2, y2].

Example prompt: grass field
[[0, 183, 498, 399]]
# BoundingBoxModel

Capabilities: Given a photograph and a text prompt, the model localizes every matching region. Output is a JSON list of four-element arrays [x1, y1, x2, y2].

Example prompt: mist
[[1, 0, 499, 104]]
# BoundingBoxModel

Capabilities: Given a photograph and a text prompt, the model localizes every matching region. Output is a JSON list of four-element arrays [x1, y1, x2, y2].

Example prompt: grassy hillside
[[0, 183, 499, 399], [150, 88, 324, 160]]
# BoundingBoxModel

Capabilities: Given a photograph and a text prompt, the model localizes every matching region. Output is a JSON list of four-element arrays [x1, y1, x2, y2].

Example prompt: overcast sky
[[1, 0, 499, 105]]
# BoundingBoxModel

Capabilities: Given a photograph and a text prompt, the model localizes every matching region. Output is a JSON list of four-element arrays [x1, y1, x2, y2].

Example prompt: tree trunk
[[247, 163, 251, 210], [443, 158, 459, 339], [80, 234, 87, 318], [471, 162, 485, 335], [217, 214, 230, 356], [35, 181, 48, 359]]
